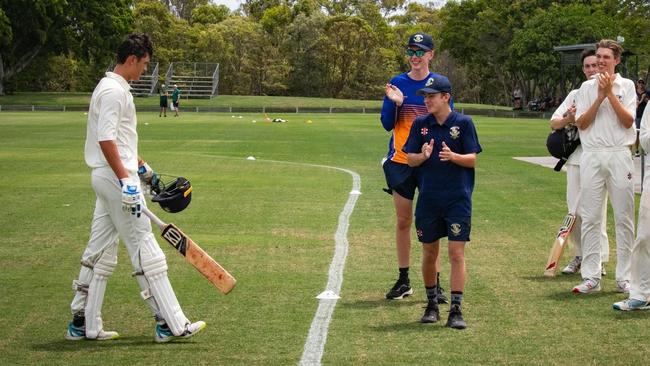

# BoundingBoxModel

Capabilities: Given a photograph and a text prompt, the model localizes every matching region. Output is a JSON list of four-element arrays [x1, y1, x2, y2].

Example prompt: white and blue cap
[[416, 75, 452, 95], [407, 33, 434, 51]]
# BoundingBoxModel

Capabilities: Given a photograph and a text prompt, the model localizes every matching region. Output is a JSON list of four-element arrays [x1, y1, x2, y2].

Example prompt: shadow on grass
[[368, 320, 451, 334], [32, 336, 208, 352], [340, 297, 425, 309]]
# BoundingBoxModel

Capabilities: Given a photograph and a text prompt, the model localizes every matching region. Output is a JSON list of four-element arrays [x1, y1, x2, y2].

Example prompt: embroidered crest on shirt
[[416, 228, 423, 237], [450, 126, 460, 140], [421, 127, 428, 136], [628, 172, 633, 180], [450, 223, 461, 236]]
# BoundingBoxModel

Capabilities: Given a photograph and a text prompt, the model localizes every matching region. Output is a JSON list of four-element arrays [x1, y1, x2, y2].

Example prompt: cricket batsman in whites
[[65, 33, 206, 342]]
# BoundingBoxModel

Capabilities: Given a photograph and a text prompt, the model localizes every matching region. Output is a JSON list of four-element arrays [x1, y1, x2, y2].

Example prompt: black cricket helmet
[[546, 129, 565, 159], [151, 176, 192, 213]]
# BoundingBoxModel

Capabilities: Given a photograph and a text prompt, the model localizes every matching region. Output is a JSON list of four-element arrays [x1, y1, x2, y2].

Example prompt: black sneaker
[[446, 304, 467, 329], [420, 302, 440, 323], [437, 286, 449, 304], [385, 280, 413, 300]]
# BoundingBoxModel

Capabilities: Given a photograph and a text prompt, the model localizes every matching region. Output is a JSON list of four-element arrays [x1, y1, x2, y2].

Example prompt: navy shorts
[[382, 159, 417, 200], [160, 96, 168, 108], [415, 196, 472, 243]]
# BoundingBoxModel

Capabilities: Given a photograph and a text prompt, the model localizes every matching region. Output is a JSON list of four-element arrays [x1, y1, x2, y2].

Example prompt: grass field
[[0, 92, 513, 112], [0, 110, 648, 365]]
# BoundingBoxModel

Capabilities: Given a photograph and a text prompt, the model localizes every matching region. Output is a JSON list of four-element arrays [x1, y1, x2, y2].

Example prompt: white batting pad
[[140, 233, 189, 335], [85, 245, 117, 339]]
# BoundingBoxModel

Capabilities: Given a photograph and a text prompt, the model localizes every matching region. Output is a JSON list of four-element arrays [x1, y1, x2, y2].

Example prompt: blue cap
[[407, 33, 434, 51], [416, 75, 452, 95]]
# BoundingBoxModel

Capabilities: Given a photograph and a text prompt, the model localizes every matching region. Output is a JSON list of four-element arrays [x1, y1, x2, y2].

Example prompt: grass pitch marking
[[193, 154, 361, 365]]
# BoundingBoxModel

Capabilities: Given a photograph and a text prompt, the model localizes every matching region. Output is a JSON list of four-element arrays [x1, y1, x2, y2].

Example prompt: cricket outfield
[[0, 111, 647, 365]]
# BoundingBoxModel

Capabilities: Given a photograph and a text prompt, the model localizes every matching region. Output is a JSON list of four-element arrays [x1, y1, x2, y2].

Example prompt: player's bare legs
[[385, 192, 414, 300], [447, 241, 467, 329], [421, 241, 440, 323], [394, 192, 412, 269]]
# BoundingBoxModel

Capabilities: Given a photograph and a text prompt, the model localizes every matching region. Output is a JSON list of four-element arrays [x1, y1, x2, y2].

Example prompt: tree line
[[1, 0, 649, 105]]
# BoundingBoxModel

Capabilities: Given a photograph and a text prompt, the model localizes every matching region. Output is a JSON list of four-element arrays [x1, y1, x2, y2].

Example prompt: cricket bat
[[143, 207, 237, 294], [543, 212, 576, 277]]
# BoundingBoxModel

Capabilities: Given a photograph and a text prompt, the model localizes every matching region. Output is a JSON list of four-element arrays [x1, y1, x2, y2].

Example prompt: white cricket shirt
[[575, 73, 636, 150], [84, 72, 139, 172]]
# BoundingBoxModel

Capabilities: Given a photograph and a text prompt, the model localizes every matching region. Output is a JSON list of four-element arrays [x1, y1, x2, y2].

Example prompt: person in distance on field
[[172, 84, 181, 117], [380, 32, 449, 303], [572, 39, 636, 294], [65, 33, 205, 342], [549, 49, 610, 277], [159, 83, 169, 117], [403, 75, 481, 329]]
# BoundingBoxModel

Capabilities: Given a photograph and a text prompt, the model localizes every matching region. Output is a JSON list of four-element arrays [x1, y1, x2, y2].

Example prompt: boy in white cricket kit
[[614, 107, 650, 310], [65, 34, 205, 342], [573, 39, 636, 294], [550, 49, 609, 276]]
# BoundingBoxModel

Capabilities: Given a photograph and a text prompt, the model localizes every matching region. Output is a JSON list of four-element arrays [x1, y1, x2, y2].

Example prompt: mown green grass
[[0, 111, 646, 365], [0, 92, 513, 111]]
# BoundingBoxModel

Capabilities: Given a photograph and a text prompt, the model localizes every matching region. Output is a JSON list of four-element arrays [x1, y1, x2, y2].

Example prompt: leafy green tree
[[0, 0, 133, 95], [191, 3, 230, 25]]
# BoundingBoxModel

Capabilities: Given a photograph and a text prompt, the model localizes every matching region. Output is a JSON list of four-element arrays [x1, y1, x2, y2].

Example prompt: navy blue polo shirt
[[402, 111, 482, 213]]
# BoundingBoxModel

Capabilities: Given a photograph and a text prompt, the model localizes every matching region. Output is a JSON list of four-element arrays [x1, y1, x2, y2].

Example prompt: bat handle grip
[[142, 207, 166, 231]]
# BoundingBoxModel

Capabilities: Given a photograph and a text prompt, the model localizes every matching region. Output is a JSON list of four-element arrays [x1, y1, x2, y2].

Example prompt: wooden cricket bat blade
[[161, 223, 237, 294], [543, 213, 576, 277]]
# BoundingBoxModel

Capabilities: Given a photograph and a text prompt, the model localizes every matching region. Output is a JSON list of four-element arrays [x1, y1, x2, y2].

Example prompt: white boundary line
[[190, 154, 361, 365]]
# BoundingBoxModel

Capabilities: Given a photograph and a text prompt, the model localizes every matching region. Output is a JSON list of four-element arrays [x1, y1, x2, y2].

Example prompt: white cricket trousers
[[566, 164, 609, 261], [630, 162, 650, 301], [579, 149, 635, 281], [70, 167, 166, 315]]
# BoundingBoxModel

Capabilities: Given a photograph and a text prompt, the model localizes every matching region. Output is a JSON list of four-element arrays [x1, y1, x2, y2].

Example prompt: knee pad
[[85, 245, 118, 339], [139, 233, 188, 336]]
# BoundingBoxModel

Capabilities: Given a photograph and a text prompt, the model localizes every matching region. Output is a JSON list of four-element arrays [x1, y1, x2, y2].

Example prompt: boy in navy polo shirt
[[403, 75, 482, 329]]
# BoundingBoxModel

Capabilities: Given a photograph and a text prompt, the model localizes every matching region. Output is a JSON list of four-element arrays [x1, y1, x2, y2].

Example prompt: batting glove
[[138, 162, 160, 196], [138, 162, 154, 184], [120, 178, 142, 217]]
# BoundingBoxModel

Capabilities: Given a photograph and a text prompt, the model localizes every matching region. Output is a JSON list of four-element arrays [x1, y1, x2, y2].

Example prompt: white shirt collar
[[105, 71, 131, 91]]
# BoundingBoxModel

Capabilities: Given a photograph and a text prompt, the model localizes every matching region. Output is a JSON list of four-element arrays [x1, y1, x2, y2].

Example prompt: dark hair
[[116, 34, 153, 64], [596, 39, 623, 59], [580, 48, 596, 64]]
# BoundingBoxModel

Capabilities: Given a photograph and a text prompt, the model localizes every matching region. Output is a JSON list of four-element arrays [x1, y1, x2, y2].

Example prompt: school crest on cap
[[450, 126, 460, 139], [413, 34, 424, 42], [450, 223, 461, 236], [425, 77, 435, 87]]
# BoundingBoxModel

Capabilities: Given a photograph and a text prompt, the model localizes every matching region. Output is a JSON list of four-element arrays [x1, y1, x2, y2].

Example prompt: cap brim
[[408, 43, 432, 51], [417, 88, 447, 96]]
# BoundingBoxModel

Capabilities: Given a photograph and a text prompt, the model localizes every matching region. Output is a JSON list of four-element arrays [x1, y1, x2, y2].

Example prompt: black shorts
[[382, 159, 417, 200], [416, 215, 471, 243], [159, 96, 168, 108], [173, 101, 179, 108]]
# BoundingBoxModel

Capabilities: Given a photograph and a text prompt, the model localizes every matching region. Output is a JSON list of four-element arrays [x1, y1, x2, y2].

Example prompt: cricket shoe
[[572, 278, 601, 294], [446, 304, 467, 330], [613, 298, 650, 311], [561, 256, 581, 274], [155, 321, 206, 343], [616, 280, 631, 293], [420, 302, 440, 323], [65, 323, 119, 341], [437, 286, 449, 304], [385, 281, 413, 300]]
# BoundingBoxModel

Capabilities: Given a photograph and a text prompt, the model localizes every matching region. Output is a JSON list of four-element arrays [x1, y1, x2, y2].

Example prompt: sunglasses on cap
[[406, 49, 427, 57]]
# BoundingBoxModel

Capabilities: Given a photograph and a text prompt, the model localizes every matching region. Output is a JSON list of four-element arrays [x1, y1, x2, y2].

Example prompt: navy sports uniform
[[380, 72, 454, 199], [403, 111, 482, 242]]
